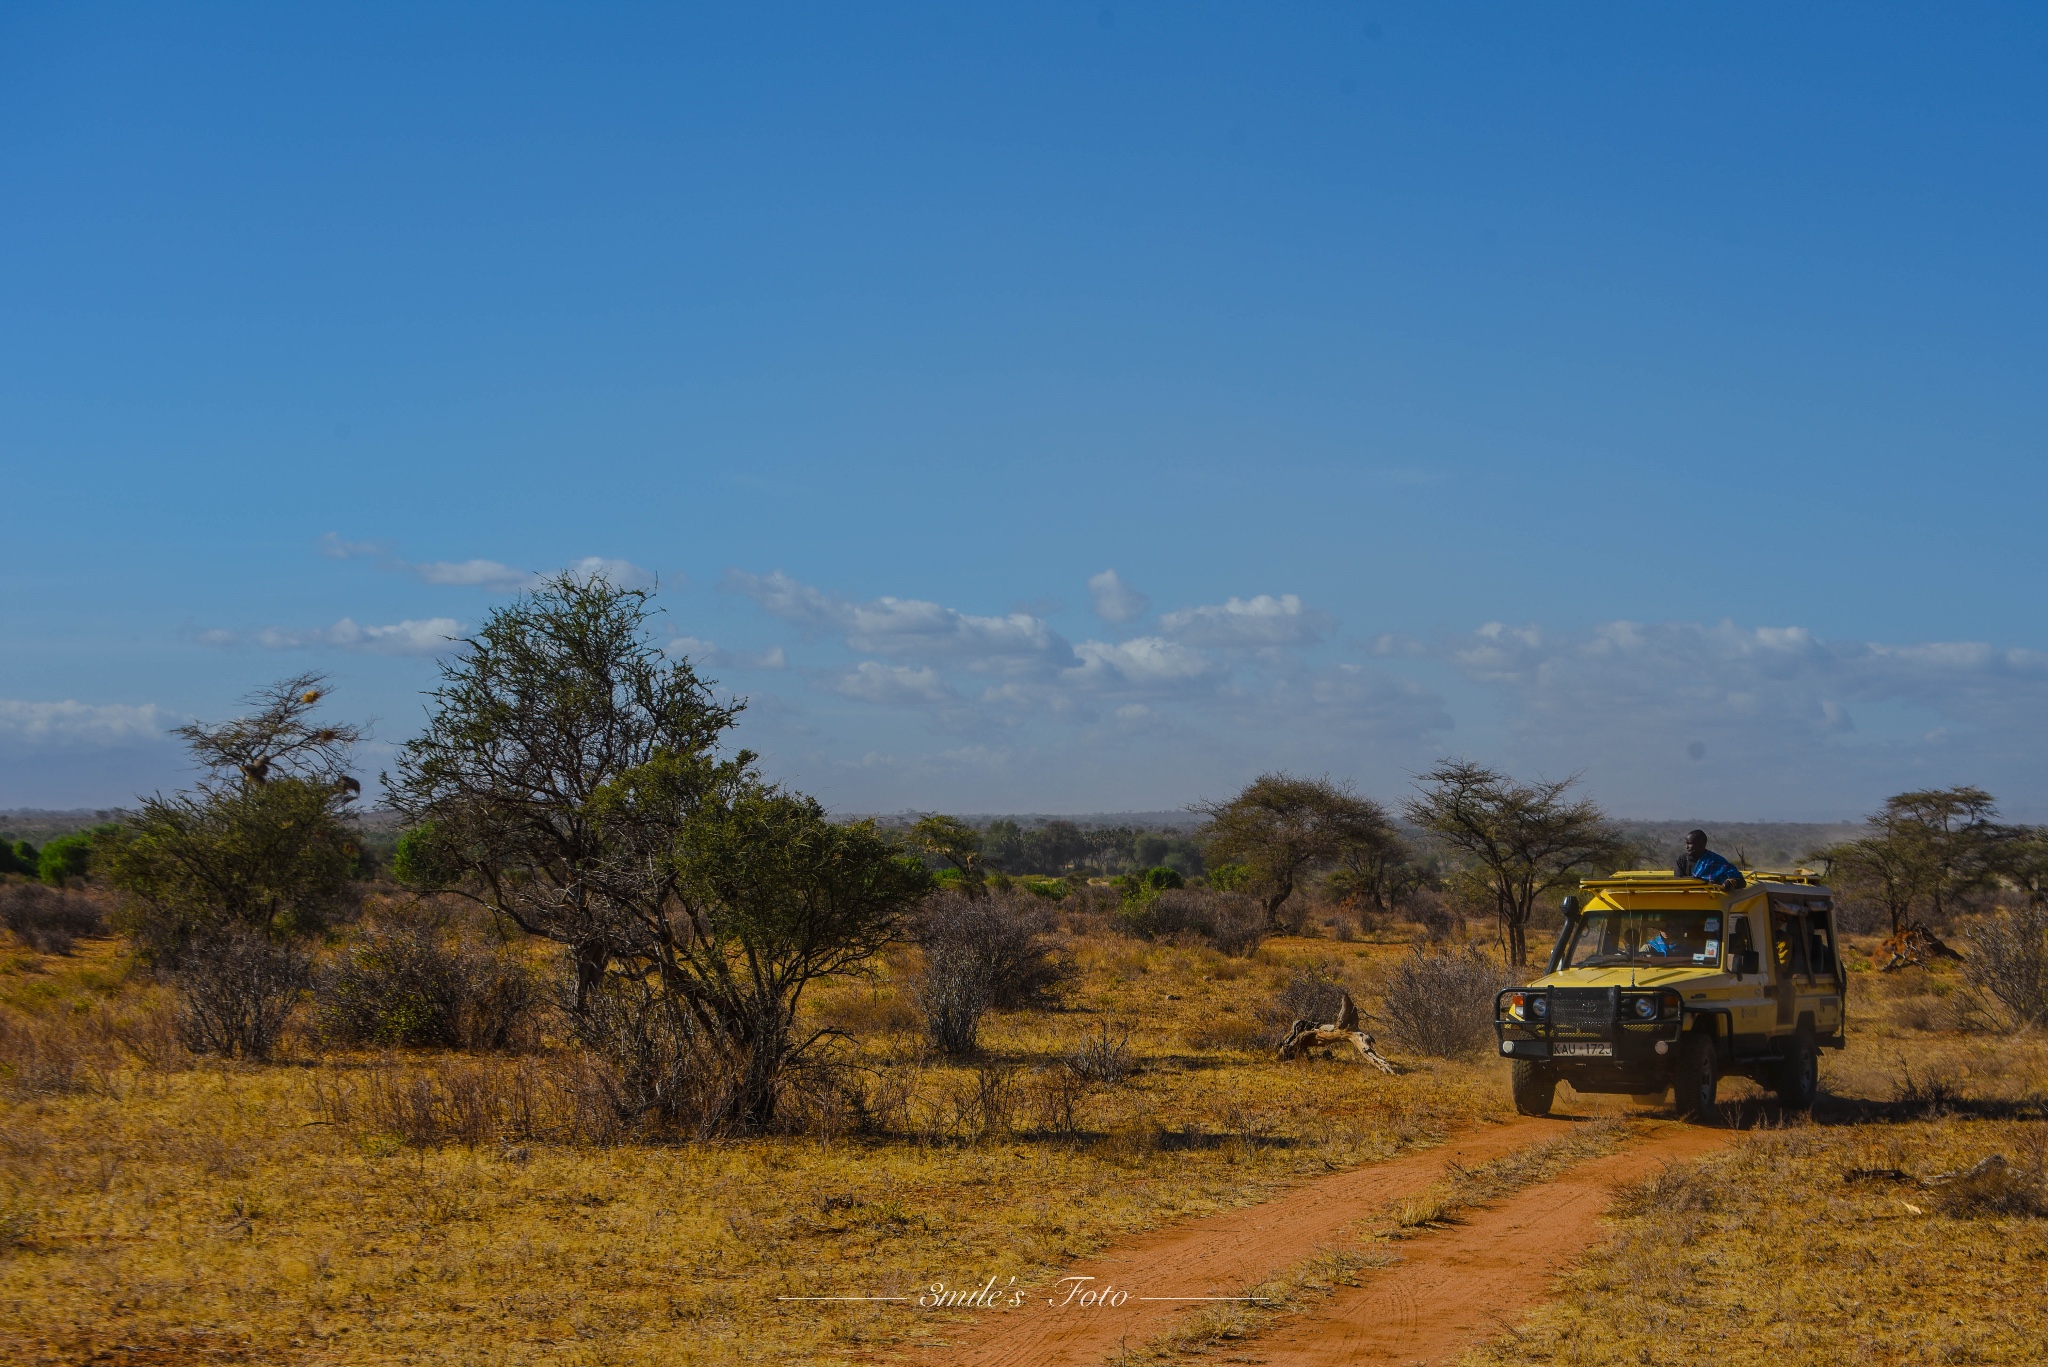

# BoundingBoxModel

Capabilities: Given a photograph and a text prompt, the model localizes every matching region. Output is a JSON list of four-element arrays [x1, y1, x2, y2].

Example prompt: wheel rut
[[1238, 1121, 1732, 1366], [901, 1112, 1670, 1367]]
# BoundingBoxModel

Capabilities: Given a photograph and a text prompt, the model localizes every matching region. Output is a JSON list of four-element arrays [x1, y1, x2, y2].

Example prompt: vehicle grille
[[1549, 987, 1618, 1032]]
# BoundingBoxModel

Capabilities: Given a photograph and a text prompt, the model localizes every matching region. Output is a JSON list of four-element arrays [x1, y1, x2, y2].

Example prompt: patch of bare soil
[[907, 1114, 1596, 1367]]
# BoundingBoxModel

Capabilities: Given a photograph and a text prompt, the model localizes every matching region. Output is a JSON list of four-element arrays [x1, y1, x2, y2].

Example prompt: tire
[[1773, 1023, 1819, 1111], [1510, 1060, 1557, 1117], [1674, 1034, 1719, 1123]]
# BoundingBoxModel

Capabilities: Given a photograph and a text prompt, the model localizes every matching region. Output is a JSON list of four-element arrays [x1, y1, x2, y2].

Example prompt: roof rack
[[1743, 869, 1829, 886], [1579, 873, 1718, 891], [1578, 869, 1831, 892]]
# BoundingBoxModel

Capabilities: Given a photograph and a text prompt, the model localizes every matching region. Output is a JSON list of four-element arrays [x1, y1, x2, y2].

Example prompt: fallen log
[[1276, 989, 1397, 1074]]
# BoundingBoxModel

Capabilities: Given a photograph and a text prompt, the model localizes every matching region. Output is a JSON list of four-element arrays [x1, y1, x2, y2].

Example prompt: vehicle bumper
[[1495, 1023, 1684, 1068]]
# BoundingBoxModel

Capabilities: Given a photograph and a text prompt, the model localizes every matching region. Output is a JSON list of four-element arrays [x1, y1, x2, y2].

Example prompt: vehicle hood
[[1530, 966, 1727, 990]]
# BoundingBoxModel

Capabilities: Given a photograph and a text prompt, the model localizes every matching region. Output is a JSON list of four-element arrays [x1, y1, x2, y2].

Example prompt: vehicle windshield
[[1560, 909, 1723, 968]]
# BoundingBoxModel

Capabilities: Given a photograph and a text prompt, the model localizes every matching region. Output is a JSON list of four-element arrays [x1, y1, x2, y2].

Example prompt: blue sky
[[5, 3, 2048, 819]]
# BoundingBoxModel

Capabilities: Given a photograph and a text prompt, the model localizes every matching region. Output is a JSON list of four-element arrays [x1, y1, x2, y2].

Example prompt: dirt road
[[1245, 1122, 1732, 1365], [910, 1113, 1730, 1367]]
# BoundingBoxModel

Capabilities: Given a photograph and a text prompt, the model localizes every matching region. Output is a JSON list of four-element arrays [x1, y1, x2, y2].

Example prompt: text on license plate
[[1555, 1042, 1613, 1057]]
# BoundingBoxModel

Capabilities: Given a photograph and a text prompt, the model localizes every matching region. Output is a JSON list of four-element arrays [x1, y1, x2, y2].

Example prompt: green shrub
[[315, 903, 543, 1051], [1206, 862, 1253, 892], [0, 841, 34, 877], [1110, 866, 1187, 936], [391, 823, 461, 888], [102, 778, 360, 960], [36, 834, 93, 886]]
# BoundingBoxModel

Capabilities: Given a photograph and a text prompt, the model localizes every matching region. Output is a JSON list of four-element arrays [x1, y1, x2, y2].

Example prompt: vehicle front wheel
[[1774, 1023, 1819, 1111], [1675, 1034, 1719, 1123], [1510, 1060, 1557, 1116]]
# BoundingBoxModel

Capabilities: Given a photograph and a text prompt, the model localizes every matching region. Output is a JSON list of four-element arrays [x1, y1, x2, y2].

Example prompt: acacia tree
[[2001, 827, 2048, 907], [1194, 774, 1401, 930], [909, 814, 987, 898], [385, 574, 929, 1133], [386, 575, 745, 1008], [104, 674, 365, 959], [100, 675, 366, 1056], [1402, 761, 1625, 966], [1815, 786, 2012, 948]]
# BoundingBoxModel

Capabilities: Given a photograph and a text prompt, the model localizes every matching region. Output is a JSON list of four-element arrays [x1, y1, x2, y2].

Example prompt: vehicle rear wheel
[[1510, 1060, 1556, 1116], [1675, 1034, 1718, 1123], [1774, 1023, 1819, 1111]]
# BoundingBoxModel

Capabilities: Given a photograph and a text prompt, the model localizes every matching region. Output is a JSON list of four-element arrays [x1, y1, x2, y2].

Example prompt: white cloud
[[667, 637, 787, 670], [1429, 617, 2048, 812], [723, 569, 841, 627], [318, 535, 655, 593], [1068, 636, 1213, 688], [1087, 569, 1150, 624], [414, 559, 533, 590], [726, 569, 1072, 675], [833, 662, 954, 706], [318, 533, 391, 560], [562, 557, 657, 590], [230, 617, 462, 656], [1159, 593, 1334, 648], [0, 699, 176, 747], [413, 555, 654, 592]]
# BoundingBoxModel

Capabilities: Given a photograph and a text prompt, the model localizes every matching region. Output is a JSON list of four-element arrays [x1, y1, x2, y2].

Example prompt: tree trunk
[[1263, 874, 1295, 931], [573, 939, 607, 1013]]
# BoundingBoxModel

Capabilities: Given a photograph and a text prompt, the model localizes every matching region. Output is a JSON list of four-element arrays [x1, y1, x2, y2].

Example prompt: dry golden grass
[[1461, 935, 2048, 1367], [15, 914, 2035, 1367], [0, 922, 1504, 1366]]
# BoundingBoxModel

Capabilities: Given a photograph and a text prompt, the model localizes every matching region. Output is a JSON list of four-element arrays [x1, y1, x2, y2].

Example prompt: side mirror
[[1560, 895, 1581, 918], [1731, 949, 1760, 976]]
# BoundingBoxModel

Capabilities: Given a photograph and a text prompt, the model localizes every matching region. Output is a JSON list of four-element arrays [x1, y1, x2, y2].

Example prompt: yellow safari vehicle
[[1494, 870, 1847, 1120]]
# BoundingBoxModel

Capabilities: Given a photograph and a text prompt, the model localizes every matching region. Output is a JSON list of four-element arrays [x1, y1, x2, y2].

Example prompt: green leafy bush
[[1206, 862, 1253, 892], [1110, 866, 1190, 937], [391, 823, 461, 888], [315, 902, 543, 1050], [103, 778, 361, 961], [1, 841, 36, 877], [36, 834, 94, 886]]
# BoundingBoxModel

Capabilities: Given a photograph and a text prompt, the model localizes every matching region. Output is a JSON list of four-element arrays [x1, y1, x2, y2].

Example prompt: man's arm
[[1698, 852, 1744, 890]]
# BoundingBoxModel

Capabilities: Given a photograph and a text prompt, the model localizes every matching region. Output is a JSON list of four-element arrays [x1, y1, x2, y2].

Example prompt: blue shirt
[[1686, 850, 1744, 886]]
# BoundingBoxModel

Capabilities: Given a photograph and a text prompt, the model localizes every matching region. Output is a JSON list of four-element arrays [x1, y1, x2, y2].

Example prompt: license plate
[[1554, 1042, 1613, 1057]]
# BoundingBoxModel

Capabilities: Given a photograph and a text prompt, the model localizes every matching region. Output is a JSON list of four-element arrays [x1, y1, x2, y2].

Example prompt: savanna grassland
[[0, 902, 1501, 1366], [1, 892, 2044, 1367]]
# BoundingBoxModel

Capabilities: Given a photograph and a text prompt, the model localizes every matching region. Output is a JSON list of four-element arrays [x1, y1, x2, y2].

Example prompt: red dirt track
[[906, 1111, 1726, 1367], [1245, 1123, 1732, 1365]]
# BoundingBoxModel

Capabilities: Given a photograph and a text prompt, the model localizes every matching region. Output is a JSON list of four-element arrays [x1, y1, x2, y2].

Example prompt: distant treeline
[[872, 815, 1206, 879], [1, 808, 1872, 883]]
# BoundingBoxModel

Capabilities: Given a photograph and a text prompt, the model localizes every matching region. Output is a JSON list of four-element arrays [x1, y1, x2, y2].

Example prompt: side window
[[1770, 902, 1810, 977], [1807, 905, 1839, 980], [1726, 914, 1754, 965]]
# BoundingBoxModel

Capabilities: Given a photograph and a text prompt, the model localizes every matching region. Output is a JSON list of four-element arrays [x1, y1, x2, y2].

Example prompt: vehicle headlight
[[1630, 995, 1658, 1020], [1501, 991, 1528, 1021], [1529, 995, 1548, 1020]]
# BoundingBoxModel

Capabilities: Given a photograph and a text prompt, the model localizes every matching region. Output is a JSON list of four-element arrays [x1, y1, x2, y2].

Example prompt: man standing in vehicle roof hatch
[[1676, 829, 1745, 891]]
